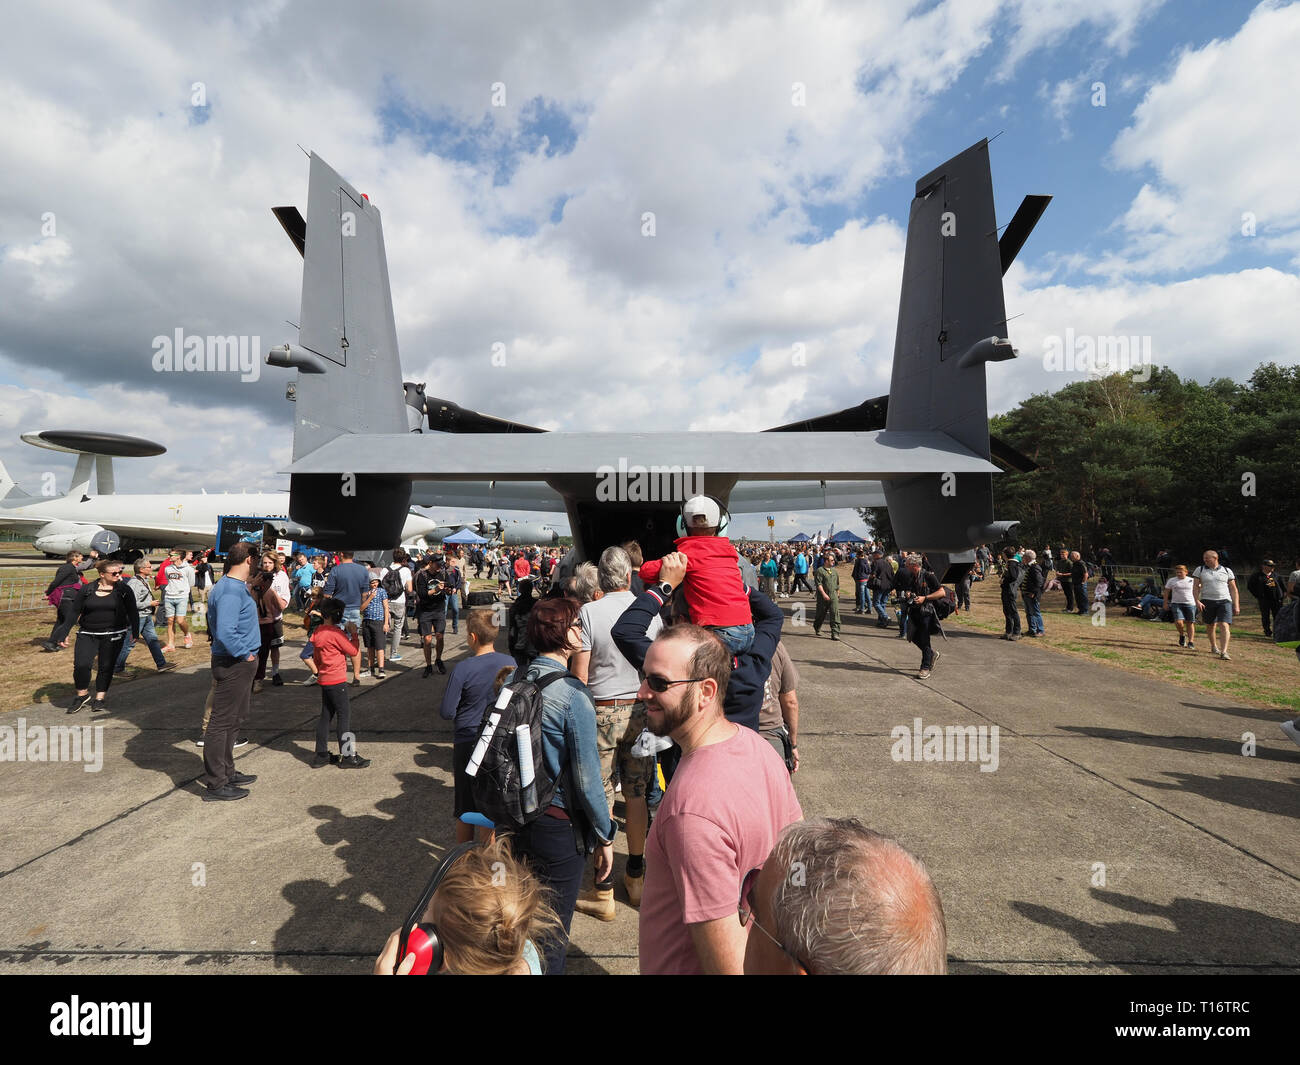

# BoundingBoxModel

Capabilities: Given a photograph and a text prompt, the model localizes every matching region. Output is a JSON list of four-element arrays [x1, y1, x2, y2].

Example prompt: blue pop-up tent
[[443, 527, 489, 544], [789, 533, 811, 542], [829, 529, 867, 544]]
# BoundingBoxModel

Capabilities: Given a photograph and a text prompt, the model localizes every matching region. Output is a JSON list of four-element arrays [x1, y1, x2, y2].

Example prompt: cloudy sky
[[1, 0, 1296, 540]]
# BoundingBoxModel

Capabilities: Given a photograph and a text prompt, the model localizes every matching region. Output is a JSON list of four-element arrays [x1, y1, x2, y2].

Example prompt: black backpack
[[468, 669, 571, 829], [381, 566, 405, 603], [933, 586, 957, 620]]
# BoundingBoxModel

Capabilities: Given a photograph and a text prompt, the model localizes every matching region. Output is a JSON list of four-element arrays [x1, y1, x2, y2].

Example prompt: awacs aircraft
[[264, 140, 1047, 578], [0, 430, 443, 558]]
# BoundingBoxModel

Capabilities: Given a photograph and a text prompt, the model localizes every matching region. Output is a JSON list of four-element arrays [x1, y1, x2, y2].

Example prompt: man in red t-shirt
[[636, 623, 801, 975]]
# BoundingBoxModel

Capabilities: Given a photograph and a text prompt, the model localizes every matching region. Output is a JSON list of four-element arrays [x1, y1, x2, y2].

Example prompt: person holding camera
[[895, 554, 945, 679], [415, 553, 449, 676]]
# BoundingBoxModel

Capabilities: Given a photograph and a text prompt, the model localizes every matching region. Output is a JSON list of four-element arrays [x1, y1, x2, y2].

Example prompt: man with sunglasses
[[635, 618, 802, 975]]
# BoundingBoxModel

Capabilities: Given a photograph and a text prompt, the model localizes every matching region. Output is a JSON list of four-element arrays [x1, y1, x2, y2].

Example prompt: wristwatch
[[656, 582, 674, 599]]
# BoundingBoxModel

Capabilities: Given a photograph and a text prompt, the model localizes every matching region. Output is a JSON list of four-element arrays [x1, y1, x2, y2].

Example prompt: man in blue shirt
[[791, 549, 812, 594], [202, 541, 262, 802]]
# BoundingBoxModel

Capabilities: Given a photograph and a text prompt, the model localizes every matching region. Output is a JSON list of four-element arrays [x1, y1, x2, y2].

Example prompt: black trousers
[[74, 631, 125, 692], [202, 656, 256, 791], [1257, 597, 1279, 635], [316, 682, 353, 755], [510, 815, 585, 975], [50, 597, 80, 645], [1002, 591, 1021, 635], [790, 572, 812, 593], [908, 611, 935, 668], [1061, 580, 1075, 611]]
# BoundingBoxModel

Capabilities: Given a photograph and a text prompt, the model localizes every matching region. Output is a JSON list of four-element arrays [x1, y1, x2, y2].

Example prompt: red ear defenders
[[395, 842, 479, 975]]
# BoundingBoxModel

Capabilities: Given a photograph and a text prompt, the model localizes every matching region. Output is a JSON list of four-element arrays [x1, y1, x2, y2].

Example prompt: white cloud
[[0, 0, 1273, 542], [1101, 0, 1300, 276]]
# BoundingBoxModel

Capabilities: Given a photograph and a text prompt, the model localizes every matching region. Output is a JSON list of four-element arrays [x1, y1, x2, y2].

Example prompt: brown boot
[[575, 885, 616, 921], [624, 870, 645, 909]]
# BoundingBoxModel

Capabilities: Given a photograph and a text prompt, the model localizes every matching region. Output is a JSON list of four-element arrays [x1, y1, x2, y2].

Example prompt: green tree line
[[861, 363, 1299, 566]]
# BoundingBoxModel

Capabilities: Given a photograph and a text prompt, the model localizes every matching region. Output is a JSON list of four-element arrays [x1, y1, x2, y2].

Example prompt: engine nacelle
[[33, 522, 121, 556], [503, 523, 559, 546]]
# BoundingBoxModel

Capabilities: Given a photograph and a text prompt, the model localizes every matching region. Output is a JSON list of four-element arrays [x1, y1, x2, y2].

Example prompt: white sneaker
[[359, 669, 371, 678], [302, 675, 318, 685], [1281, 719, 1300, 749], [1219, 650, 1231, 661]]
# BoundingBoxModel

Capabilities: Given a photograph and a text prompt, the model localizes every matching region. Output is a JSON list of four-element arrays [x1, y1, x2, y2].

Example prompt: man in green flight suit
[[814, 550, 841, 640]]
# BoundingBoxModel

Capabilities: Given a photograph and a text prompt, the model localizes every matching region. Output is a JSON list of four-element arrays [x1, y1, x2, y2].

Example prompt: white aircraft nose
[[408, 515, 441, 538]]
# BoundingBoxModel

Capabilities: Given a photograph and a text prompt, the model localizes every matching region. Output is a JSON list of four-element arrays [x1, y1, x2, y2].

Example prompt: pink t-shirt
[[638, 723, 802, 975]]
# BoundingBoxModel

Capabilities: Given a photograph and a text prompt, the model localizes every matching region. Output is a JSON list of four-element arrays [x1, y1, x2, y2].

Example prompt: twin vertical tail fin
[[270, 154, 412, 549], [883, 140, 1045, 562]]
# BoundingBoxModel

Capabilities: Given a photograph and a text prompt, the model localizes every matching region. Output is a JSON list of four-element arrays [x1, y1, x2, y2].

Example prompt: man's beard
[[647, 682, 699, 737]]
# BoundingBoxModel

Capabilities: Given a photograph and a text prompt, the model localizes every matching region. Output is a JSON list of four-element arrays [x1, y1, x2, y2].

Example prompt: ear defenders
[[676, 495, 731, 538], [395, 841, 479, 974]]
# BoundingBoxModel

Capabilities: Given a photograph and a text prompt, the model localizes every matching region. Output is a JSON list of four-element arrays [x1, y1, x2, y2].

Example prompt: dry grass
[[951, 575, 1300, 713]]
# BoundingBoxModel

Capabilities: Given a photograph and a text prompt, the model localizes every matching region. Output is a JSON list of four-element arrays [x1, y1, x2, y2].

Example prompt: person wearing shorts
[[415, 555, 449, 676], [161, 550, 196, 652], [1163, 563, 1198, 649], [359, 572, 389, 679], [1192, 551, 1239, 661]]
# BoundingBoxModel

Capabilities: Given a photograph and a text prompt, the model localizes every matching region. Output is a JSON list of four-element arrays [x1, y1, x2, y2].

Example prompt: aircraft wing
[[284, 430, 996, 480], [409, 479, 564, 512], [726, 480, 886, 512]]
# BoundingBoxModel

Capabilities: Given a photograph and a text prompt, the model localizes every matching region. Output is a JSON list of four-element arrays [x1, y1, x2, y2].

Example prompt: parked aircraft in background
[[0, 430, 442, 558]]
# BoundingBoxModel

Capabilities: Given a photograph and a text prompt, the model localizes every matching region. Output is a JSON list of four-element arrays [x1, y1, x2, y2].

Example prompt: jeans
[[873, 589, 890, 619], [1072, 582, 1087, 612], [855, 581, 870, 612], [447, 591, 460, 633], [710, 622, 754, 656], [116, 615, 167, 670], [1024, 594, 1043, 635], [510, 815, 585, 975]]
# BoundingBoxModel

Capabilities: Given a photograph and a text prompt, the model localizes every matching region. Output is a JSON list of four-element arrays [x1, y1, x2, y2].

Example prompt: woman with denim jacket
[[507, 595, 615, 975]]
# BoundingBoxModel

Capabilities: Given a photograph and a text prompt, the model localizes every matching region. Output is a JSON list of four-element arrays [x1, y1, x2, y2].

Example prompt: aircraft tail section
[[0, 458, 30, 502], [271, 153, 412, 549], [883, 140, 1033, 555]]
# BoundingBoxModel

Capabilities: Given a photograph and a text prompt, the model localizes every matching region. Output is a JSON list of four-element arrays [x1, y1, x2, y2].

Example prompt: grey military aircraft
[[263, 140, 1047, 578]]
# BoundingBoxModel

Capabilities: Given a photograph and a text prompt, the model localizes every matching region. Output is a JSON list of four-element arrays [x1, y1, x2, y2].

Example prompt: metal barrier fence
[[0, 578, 208, 628], [0, 576, 51, 614]]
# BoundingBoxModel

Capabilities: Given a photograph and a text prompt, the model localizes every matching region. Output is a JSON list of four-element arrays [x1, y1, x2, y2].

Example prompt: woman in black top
[[68, 559, 140, 714]]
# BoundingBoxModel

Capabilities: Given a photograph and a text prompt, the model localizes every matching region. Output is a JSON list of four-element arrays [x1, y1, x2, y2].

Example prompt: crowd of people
[[35, 512, 1300, 975]]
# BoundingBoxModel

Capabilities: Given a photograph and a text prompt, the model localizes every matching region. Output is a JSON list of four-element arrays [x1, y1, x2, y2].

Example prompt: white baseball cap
[[682, 495, 720, 529]]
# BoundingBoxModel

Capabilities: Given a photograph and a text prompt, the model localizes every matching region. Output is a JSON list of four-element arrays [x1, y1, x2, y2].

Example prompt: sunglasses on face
[[643, 674, 707, 693], [106, 570, 123, 577]]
